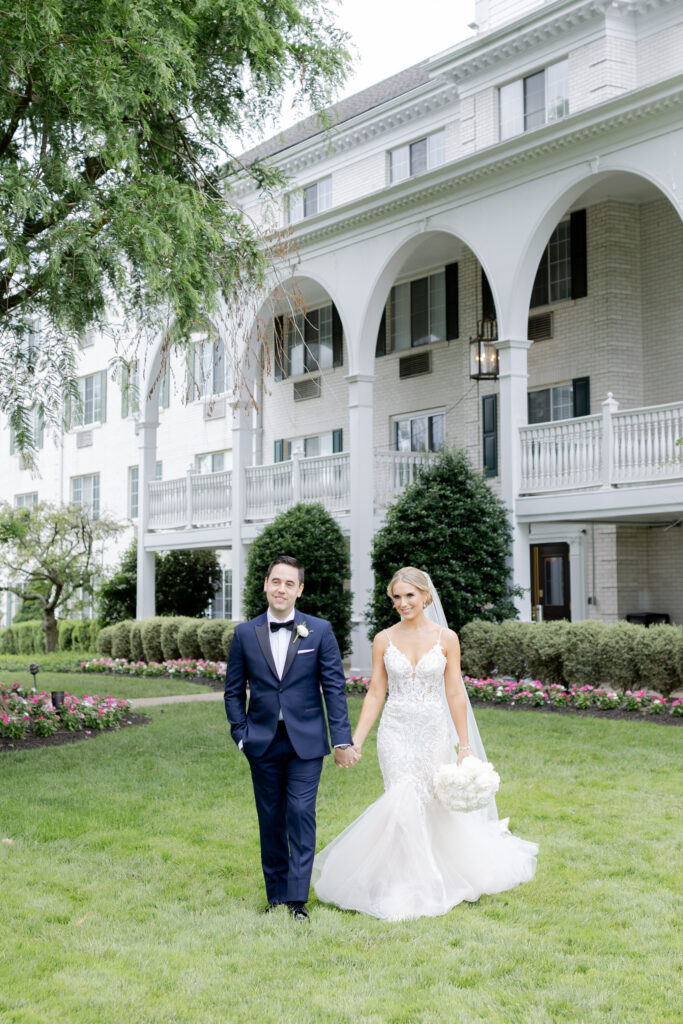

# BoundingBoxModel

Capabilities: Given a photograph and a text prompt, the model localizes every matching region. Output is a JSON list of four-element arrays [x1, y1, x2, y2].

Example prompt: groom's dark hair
[[266, 555, 304, 584]]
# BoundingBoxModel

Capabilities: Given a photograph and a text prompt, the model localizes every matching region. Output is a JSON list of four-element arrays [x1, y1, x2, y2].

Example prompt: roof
[[240, 60, 432, 163]]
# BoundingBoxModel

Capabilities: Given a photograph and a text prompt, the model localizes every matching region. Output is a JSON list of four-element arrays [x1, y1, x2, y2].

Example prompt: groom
[[224, 555, 357, 920]]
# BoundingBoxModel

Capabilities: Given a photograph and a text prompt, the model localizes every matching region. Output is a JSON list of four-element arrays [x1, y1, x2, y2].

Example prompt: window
[[482, 395, 498, 478], [530, 210, 587, 307], [209, 569, 233, 620], [287, 177, 332, 224], [394, 411, 445, 453], [71, 371, 107, 427], [15, 492, 38, 508], [155, 461, 163, 481], [72, 473, 100, 518], [273, 303, 343, 380], [186, 331, 229, 399], [159, 361, 171, 409], [128, 466, 139, 518], [9, 406, 44, 453], [378, 268, 457, 356], [528, 378, 590, 424], [499, 60, 569, 140], [274, 429, 343, 463], [390, 129, 446, 184], [121, 361, 140, 418], [196, 451, 226, 474]]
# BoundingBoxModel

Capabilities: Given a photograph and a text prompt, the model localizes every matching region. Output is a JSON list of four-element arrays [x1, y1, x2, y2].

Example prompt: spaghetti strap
[[383, 629, 392, 644], [437, 627, 444, 644]]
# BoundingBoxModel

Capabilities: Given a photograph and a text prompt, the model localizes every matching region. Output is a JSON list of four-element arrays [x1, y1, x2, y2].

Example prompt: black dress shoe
[[287, 902, 309, 921], [264, 901, 284, 913]]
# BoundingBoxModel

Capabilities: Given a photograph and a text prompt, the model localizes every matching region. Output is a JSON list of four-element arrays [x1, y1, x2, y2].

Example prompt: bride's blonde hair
[[387, 567, 433, 606]]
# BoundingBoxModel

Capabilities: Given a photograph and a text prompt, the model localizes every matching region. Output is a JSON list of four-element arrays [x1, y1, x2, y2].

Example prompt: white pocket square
[[297, 648, 315, 654]]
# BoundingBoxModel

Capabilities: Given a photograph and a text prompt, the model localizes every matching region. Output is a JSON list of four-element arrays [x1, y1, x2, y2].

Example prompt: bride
[[313, 566, 538, 921]]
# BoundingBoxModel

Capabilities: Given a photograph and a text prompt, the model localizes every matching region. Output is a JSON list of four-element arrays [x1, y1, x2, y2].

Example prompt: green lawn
[[0, 668, 214, 700], [0, 701, 680, 1024]]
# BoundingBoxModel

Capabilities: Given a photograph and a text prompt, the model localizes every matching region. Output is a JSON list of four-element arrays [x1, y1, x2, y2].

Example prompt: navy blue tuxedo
[[224, 609, 352, 904]]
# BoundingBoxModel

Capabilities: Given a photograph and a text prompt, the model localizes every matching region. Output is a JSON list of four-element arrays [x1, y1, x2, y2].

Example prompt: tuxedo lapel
[[254, 619, 279, 680], [281, 613, 303, 680]]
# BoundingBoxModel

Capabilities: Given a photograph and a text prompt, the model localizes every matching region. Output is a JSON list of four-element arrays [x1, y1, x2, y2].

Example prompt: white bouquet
[[433, 757, 500, 812]]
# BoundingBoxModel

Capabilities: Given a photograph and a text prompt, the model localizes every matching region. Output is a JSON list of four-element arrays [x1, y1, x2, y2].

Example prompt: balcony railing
[[147, 450, 435, 531], [520, 396, 683, 493], [148, 470, 232, 530]]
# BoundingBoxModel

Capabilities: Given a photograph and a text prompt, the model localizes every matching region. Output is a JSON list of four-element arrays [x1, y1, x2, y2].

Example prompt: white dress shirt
[[267, 609, 295, 681]]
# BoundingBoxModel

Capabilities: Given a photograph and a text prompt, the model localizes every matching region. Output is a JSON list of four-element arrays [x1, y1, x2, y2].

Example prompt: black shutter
[[332, 304, 343, 367], [410, 276, 429, 347], [570, 209, 587, 299], [332, 428, 343, 452], [375, 307, 387, 358], [572, 376, 590, 417], [481, 269, 496, 321], [482, 394, 498, 477], [304, 308, 319, 372], [273, 316, 285, 381], [445, 262, 459, 339]]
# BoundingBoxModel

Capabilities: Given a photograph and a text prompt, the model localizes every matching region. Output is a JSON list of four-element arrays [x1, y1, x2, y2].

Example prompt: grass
[[1, 700, 680, 1024], [0, 668, 214, 700]]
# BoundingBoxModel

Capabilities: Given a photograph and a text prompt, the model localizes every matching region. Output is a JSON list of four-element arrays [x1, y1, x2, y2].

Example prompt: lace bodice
[[377, 636, 452, 802]]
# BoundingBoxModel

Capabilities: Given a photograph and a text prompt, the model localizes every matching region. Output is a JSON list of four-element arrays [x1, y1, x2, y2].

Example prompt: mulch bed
[[0, 713, 151, 752], [468, 699, 681, 725]]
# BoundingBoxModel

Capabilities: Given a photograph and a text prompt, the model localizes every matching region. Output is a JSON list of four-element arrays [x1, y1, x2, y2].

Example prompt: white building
[[3, 0, 683, 669]]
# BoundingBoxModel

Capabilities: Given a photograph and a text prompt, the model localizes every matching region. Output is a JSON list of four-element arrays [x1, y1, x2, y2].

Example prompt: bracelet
[[459, 745, 472, 752]]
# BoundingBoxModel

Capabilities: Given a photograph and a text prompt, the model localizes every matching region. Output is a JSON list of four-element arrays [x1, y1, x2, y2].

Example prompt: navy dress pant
[[246, 721, 324, 904]]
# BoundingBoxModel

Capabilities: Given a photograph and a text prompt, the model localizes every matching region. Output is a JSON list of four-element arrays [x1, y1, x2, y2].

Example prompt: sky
[[249, 0, 478, 142]]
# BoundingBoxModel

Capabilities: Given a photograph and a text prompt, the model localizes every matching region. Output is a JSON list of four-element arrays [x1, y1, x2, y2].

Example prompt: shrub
[[367, 448, 519, 639], [597, 621, 643, 691], [111, 620, 134, 660], [130, 622, 144, 662], [57, 620, 76, 650], [178, 619, 203, 660], [198, 620, 227, 661], [140, 617, 165, 663], [13, 621, 44, 655], [243, 502, 353, 657], [222, 621, 237, 659], [71, 619, 99, 652], [523, 620, 570, 687], [97, 624, 117, 656], [0, 627, 16, 654], [491, 620, 530, 679], [459, 621, 498, 678], [562, 621, 608, 687], [633, 623, 681, 697], [160, 617, 188, 661]]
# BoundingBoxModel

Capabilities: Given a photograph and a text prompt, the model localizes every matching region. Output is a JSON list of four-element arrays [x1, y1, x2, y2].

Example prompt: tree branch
[[0, 74, 32, 159]]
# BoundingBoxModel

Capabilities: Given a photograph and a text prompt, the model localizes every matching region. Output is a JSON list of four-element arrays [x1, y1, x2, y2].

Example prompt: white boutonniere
[[294, 622, 312, 643]]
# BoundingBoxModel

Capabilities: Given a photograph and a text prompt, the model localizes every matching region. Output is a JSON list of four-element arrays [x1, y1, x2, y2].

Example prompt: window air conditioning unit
[[528, 312, 554, 341], [76, 430, 93, 448], [399, 352, 431, 379], [293, 377, 322, 402]]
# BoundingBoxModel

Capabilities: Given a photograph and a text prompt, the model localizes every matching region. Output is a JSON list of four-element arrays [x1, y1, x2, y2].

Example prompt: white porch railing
[[612, 401, 683, 483], [520, 395, 683, 493], [374, 450, 435, 508], [245, 461, 293, 520], [148, 470, 232, 530], [300, 452, 350, 512]]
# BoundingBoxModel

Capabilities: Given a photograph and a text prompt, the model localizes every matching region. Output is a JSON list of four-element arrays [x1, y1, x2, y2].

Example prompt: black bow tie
[[270, 620, 295, 632]]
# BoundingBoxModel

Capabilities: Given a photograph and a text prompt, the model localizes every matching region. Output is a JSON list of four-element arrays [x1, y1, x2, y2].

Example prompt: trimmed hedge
[[111, 620, 134, 660], [140, 618, 164, 663], [178, 620, 203, 660], [0, 618, 100, 655], [460, 618, 683, 696], [97, 624, 117, 656]]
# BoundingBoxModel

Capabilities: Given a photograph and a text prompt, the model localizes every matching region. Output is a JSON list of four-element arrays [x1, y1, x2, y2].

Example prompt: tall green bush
[[523, 620, 570, 687], [562, 621, 608, 687], [633, 623, 681, 697], [492, 621, 530, 679], [111, 620, 134, 660], [178, 620, 203, 660], [597, 621, 643, 691], [140, 618, 165, 663], [160, 617, 190, 661], [198, 620, 227, 661], [459, 621, 498, 678], [242, 502, 353, 657], [97, 625, 117, 656], [367, 448, 519, 638], [130, 622, 144, 662]]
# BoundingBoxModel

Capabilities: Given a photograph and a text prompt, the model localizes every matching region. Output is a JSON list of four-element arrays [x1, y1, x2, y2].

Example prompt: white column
[[347, 373, 375, 673], [496, 338, 532, 621], [230, 404, 253, 621], [136, 418, 159, 619], [601, 392, 618, 487]]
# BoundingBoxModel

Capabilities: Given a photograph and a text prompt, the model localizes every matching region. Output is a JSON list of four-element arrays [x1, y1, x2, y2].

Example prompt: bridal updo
[[387, 567, 433, 606]]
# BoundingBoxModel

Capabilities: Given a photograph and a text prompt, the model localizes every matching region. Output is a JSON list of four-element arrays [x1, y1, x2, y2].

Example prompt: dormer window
[[287, 177, 332, 224], [499, 60, 569, 141], [389, 129, 446, 184]]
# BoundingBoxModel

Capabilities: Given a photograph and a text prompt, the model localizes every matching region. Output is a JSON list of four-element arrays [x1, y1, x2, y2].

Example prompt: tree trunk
[[43, 609, 58, 653]]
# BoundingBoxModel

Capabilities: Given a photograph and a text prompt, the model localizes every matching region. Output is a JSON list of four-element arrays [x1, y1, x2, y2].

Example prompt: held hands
[[334, 744, 362, 768]]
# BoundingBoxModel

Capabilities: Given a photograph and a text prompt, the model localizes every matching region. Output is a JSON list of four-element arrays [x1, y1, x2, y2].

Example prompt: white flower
[[294, 622, 312, 642], [433, 758, 500, 812]]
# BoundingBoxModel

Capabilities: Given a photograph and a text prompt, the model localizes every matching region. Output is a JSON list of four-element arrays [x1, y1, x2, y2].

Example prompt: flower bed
[[343, 675, 682, 718], [80, 657, 225, 680], [0, 682, 131, 740]]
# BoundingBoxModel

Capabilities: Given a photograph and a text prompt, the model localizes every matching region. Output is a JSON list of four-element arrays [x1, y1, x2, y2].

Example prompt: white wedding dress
[[313, 637, 538, 921]]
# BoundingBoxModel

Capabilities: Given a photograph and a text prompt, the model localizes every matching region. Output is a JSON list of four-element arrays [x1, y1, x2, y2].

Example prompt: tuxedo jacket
[[224, 609, 353, 759]]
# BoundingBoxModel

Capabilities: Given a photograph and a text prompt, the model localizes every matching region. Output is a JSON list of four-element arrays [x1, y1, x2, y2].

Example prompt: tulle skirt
[[313, 779, 538, 921]]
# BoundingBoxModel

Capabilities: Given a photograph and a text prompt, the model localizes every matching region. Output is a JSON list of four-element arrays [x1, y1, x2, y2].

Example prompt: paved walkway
[[129, 691, 224, 708]]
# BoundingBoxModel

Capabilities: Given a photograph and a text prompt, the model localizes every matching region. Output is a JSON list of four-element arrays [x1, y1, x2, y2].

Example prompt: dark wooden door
[[531, 543, 570, 621]]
